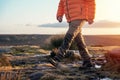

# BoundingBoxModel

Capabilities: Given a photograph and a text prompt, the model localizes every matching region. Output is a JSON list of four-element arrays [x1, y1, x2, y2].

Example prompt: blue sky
[[0, 0, 58, 25], [0, 0, 120, 34]]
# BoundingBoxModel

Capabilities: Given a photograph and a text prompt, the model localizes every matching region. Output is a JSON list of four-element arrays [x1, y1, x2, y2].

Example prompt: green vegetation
[[10, 46, 48, 55]]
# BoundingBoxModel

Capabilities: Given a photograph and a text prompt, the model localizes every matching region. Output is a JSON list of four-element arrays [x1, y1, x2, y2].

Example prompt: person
[[49, 0, 96, 70]]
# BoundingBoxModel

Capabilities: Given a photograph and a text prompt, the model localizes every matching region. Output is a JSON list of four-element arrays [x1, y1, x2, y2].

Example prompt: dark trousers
[[57, 19, 91, 61]]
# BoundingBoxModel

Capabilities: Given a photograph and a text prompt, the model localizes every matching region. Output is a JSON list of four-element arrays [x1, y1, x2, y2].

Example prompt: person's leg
[[74, 32, 93, 68], [49, 20, 86, 66]]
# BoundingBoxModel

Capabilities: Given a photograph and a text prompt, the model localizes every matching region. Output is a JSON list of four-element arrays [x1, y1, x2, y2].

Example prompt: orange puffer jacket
[[57, 0, 96, 22]]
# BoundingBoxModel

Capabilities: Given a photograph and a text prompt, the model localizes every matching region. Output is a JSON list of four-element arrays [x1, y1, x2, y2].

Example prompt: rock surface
[[102, 48, 120, 73], [1, 46, 120, 80]]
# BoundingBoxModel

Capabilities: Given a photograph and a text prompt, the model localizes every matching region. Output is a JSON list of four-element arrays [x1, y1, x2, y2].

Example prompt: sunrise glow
[[0, 0, 120, 34], [95, 0, 120, 22]]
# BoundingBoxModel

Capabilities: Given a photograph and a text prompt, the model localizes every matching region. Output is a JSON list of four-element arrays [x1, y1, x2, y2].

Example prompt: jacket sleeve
[[85, 0, 96, 20], [56, 0, 64, 18]]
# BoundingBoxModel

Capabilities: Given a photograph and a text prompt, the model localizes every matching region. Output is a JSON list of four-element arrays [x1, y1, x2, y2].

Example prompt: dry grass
[[0, 54, 11, 67], [0, 67, 22, 80]]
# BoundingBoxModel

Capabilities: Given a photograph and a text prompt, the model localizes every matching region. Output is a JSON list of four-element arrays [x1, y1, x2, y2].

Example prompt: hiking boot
[[49, 48, 58, 59], [49, 57, 58, 67], [83, 60, 94, 67], [49, 47, 65, 61], [49, 58, 69, 72], [79, 60, 94, 70], [49, 33, 75, 71]]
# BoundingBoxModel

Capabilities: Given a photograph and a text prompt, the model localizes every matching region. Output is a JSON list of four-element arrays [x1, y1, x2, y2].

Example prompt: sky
[[0, 0, 120, 35]]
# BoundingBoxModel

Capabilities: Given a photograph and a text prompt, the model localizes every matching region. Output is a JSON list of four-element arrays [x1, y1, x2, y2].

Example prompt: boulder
[[102, 48, 120, 72], [29, 72, 44, 80], [106, 48, 120, 64]]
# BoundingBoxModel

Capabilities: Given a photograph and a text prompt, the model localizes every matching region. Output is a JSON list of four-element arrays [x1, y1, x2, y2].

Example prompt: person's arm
[[56, 0, 64, 22], [85, 0, 96, 24]]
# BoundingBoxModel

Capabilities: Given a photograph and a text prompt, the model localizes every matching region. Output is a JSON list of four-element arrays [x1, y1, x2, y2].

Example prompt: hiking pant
[[55, 19, 91, 61]]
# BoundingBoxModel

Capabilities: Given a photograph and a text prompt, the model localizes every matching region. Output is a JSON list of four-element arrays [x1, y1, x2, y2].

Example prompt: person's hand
[[88, 20, 94, 25], [57, 16, 62, 23]]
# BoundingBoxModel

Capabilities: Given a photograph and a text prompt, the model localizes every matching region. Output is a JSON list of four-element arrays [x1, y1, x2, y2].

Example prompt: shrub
[[0, 54, 11, 67], [50, 35, 64, 49], [48, 35, 78, 50]]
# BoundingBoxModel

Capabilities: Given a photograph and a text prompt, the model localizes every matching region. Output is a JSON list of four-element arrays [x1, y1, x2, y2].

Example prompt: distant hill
[[0, 35, 51, 47], [0, 35, 120, 46], [84, 35, 120, 46]]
